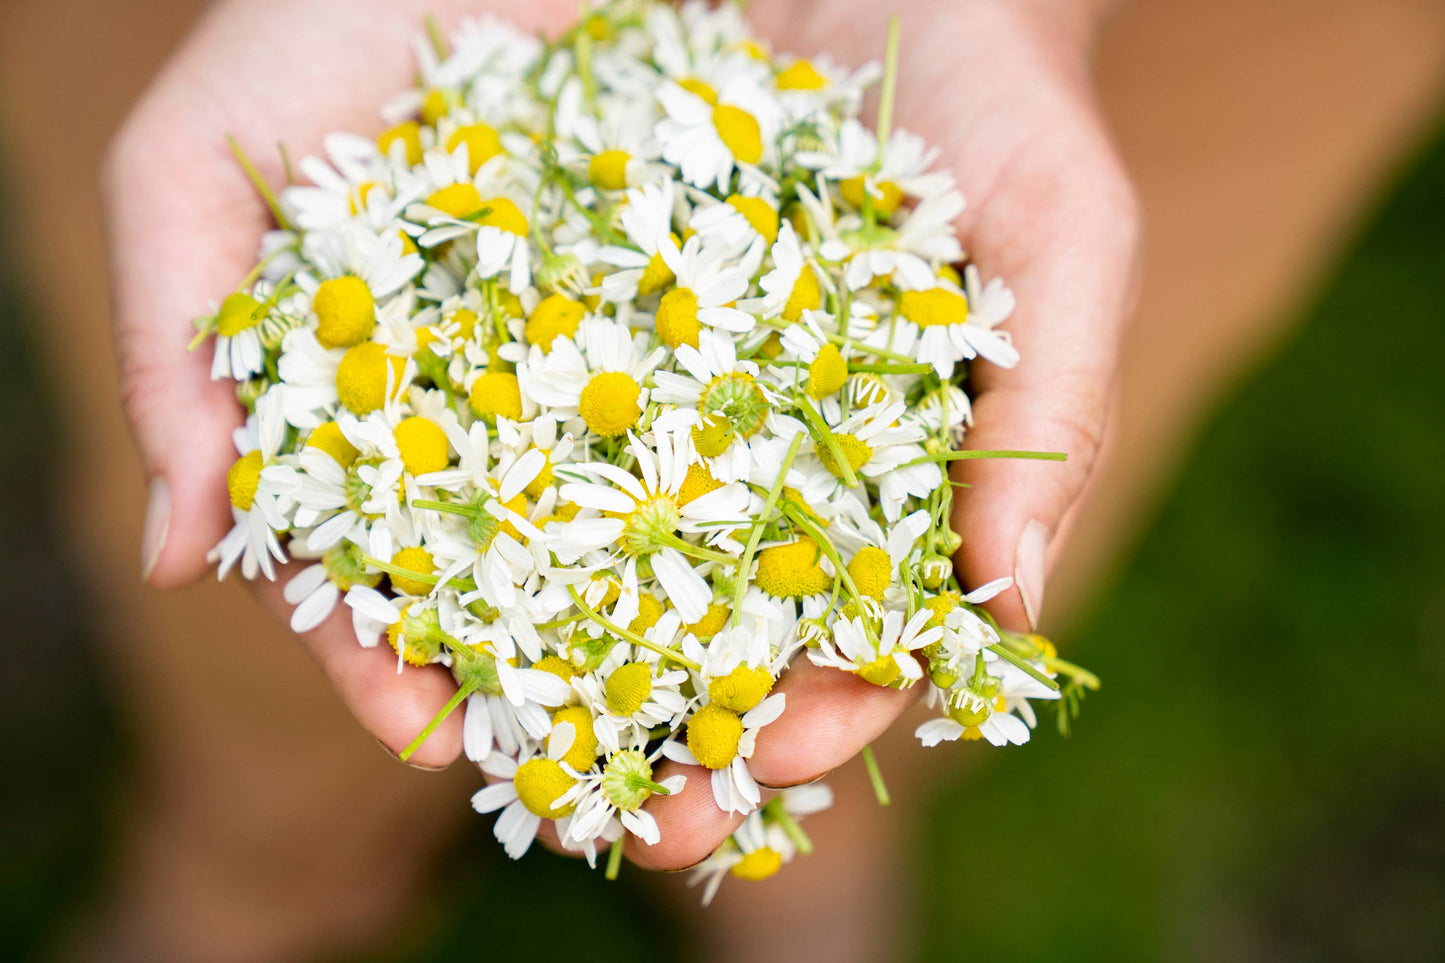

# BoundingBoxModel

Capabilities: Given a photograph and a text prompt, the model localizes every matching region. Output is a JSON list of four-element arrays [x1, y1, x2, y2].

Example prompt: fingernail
[[1014, 520, 1049, 631], [141, 477, 171, 582], [375, 737, 450, 772]]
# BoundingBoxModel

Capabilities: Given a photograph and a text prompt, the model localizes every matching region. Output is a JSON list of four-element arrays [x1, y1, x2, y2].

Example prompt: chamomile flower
[[574, 632, 690, 754], [915, 662, 1062, 748], [471, 730, 588, 860], [564, 746, 687, 847], [649, 233, 762, 348], [551, 427, 750, 621], [521, 318, 664, 440], [209, 392, 291, 580], [655, 77, 781, 191], [598, 177, 683, 302], [810, 608, 941, 688], [662, 686, 786, 815], [688, 784, 834, 904]]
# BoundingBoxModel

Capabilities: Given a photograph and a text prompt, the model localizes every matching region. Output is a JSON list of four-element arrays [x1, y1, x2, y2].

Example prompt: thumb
[[949, 161, 1140, 632], [103, 118, 270, 587]]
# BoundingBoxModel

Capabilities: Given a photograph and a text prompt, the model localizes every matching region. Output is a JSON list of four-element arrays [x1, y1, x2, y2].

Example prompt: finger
[[627, 760, 747, 872], [104, 118, 271, 588], [748, 659, 921, 788], [630, 659, 922, 870], [951, 132, 1141, 632], [253, 574, 465, 769]]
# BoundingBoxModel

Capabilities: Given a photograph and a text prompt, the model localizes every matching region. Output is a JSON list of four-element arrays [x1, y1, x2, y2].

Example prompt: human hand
[[632, 0, 1139, 870], [103, 0, 575, 769]]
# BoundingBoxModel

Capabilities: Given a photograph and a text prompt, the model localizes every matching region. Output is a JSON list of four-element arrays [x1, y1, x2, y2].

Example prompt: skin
[[103, 0, 1138, 871]]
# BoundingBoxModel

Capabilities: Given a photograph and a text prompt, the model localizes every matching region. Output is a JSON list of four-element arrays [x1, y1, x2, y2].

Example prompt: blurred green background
[[4, 117, 1444, 962]]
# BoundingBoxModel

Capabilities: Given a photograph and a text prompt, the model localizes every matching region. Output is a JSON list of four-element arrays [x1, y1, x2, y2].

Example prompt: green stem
[[902, 449, 1068, 468], [796, 396, 858, 489], [987, 643, 1062, 692], [769, 800, 814, 856], [873, 17, 902, 165], [661, 533, 736, 566], [227, 135, 292, 231], [605, 833, 625, 881], [399, 673, 480, 762], [566, 585, 700, 672], [360, 555, 477, 593], [412, 498, 479, 517], [731, 433, 805, 626], [861, 745, 891, 807], [847, 361, 934, 375]]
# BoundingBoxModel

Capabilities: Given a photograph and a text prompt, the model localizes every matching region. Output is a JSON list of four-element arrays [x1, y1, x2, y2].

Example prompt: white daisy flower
[[809, 607, 942, 688], [662, 688, 786, 815], [521, 317, 665, 439], [208, 391, 292, 581], [550, 427, 750, 622]]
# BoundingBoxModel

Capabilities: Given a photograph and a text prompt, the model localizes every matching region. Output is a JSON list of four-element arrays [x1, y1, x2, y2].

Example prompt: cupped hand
[[633, 0, 1139, 870], [103, 0, 574, 768]]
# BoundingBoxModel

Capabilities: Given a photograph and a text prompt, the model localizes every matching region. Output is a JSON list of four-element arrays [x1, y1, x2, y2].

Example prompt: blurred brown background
[[2, 1, 1444, 960]]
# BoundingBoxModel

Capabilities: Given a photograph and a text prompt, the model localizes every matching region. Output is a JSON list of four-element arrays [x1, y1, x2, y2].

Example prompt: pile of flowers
[[201, 0, 1098, 896]]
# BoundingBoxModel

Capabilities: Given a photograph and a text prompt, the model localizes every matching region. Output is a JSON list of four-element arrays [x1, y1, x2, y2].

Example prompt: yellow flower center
[[841, 176, 904, 218], [525, 293, 586, 351], [449, 308, 480, 340], [687, 703, 744, 769], [628, 594, 666, 634], [924, 591, 961, 630], [389, 546, 436, 596], [476, 196, 529, 236], [551, 705, 600, 772], [949, 699, 993, 728], [847, 546, 892, 600], [656, 287, 702, 348], [806, 343, 848, 399], [469, 371, 523, 421], [589, 574, 623, 609], [377, 121, 422, 165], [588, 149, 631, 191], [677, 462, 723, 506], [216, 293, 262, 337], [726, 194, 778, 244], [398, 230, 419, 256], [227, 450, 263, 511], [532, 655, 576, 708], [420, 88, 448, 127], [446, 123, 503, 174], [898, 287, 969, 328], [712, 105, 763, 165], [776, 59, 828, 91], [754, 538, 832, 598], [638, 251, 676, 297], [783, 266, 822, 323], [306, 421, 359, 468], [858, 655, 902, 688], [524, 449, 554, 499], [687, 603, 730, 640], [605, 662, 653, 717], [513, 759, 578, 818], [348, 181, 383, 216], [679, 77, 719, 105], [393, 416, 450, 476], [818, 432, 873, 479], [578, 371, 641, 437], [313, 276, 376, 349], [427, 182, 485, 219], [708, 665, 773, 713], [730, 846, 784, 880], [335, 342, 405, 414]]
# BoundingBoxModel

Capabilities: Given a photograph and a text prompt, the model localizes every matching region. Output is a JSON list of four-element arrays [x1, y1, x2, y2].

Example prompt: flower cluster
[[200, 0, 1097, 893]]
